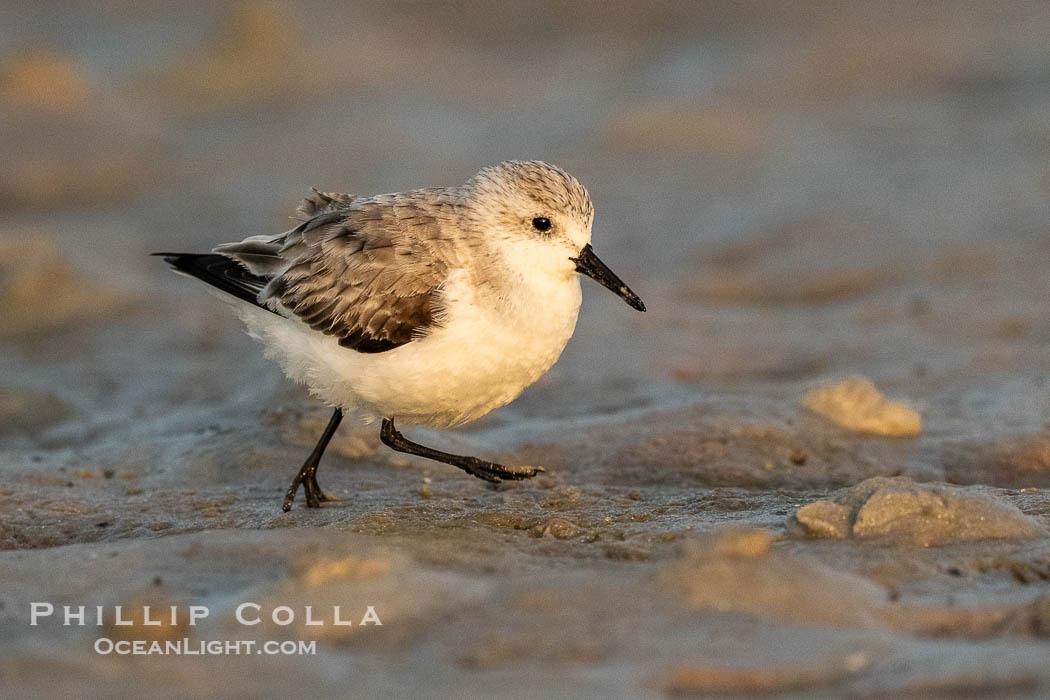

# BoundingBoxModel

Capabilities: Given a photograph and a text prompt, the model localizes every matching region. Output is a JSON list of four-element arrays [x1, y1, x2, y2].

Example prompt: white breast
[[233, 269, 582, 429]]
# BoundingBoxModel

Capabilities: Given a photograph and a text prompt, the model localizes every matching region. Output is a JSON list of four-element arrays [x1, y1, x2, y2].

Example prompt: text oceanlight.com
[[94, 639, 317, 656]]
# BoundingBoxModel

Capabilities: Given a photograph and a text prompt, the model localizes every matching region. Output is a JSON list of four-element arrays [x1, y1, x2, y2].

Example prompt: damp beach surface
[[2, 1, 1050, 696]]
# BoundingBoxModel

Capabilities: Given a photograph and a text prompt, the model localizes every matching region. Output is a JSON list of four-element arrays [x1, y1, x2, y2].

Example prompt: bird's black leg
[[282, 408, 343, 511], [379, 418, 543, 483]]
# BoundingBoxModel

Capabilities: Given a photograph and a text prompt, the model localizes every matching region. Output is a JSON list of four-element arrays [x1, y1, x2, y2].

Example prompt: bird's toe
[[490, 464, 545, 480]]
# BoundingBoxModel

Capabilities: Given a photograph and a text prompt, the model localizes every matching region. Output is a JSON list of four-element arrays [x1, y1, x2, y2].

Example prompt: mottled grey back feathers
[[215, 188, 460, 352], [206, 160, 592, 354]]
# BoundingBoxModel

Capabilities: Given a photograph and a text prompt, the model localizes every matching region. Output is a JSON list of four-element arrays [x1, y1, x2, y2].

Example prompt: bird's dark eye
[[532, 217, 552, 232]]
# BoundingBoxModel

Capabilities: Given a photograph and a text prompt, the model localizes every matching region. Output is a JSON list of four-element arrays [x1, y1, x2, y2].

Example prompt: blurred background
[[5, 1, 1050, 416], [4, 2, 1050, 695]]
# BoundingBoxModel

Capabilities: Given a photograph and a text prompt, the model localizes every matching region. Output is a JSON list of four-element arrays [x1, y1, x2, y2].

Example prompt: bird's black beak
[[570, 244, 646, 312]]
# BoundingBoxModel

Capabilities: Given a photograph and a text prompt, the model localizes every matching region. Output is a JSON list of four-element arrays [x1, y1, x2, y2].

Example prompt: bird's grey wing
[[215, 191, 455, 354], [212, 190, 359, 276]]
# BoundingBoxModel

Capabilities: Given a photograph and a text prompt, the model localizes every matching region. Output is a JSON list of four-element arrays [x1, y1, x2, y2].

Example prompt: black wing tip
[[152, 252, 277, 315], [152, 252, 204, 268]]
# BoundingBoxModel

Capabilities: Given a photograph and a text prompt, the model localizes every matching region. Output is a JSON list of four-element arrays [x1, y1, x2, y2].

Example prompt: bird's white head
[[461, 160, 645, 311], [463, 160, 594, 268]]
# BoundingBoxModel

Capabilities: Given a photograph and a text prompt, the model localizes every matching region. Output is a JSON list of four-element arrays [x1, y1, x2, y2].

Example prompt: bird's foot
[[301, 472, 328, 508], [282, 464, 330, 511], [460, 458, 544, 483], [306, 471, 335, 504]]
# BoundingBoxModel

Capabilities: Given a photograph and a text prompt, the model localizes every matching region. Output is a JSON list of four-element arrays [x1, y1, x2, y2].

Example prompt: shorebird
[[157, 160, 645, 510]]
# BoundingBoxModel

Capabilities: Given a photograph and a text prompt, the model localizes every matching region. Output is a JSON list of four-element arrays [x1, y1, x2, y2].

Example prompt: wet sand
[[2, 1, 1050, 696]]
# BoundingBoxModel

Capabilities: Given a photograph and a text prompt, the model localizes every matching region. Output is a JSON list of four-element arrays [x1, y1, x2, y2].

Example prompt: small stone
[[789, 501, 851, 539], [544, 518, 581, 540], [787, 477, 1047, 545], [802, 376, 921, 436]]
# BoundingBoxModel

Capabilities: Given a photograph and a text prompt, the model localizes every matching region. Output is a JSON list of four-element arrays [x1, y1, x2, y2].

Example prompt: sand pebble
[[787, 477, 1047, 545], [802, 376, 921, 436]]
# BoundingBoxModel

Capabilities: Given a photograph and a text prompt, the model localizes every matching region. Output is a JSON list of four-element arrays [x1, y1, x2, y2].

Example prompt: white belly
[[231, 271, 582, 428]]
